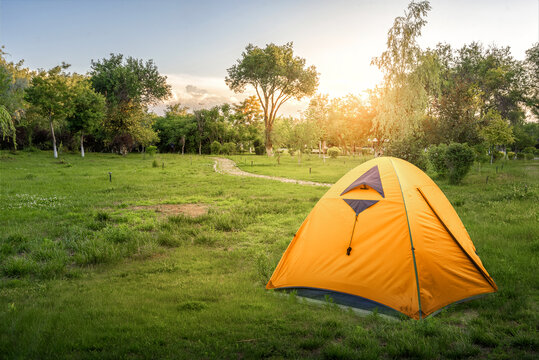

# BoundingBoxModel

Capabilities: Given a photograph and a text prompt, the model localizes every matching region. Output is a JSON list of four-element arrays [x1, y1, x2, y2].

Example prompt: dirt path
[[213, 157, 332, 187]]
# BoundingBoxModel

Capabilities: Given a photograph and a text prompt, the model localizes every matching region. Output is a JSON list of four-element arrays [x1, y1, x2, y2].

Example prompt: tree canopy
[[226, 42, 319, 155]]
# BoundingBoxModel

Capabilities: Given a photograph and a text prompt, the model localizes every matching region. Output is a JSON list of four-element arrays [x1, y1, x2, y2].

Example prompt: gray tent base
[[274, 287, 403, 320], [273, 287, 491, 320]]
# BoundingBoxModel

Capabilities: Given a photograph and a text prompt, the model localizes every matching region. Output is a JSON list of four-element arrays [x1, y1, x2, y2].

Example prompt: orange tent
[[267, 157, 497, 319]]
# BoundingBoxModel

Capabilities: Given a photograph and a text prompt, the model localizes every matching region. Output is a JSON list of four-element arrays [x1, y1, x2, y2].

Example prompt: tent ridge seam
[[389, 158, 423, 320]]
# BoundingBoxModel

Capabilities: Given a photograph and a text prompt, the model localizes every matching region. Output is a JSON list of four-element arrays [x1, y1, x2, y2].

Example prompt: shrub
[[525, 152, 534, 160], [507, 151, 515, 160], [146, 145, 157, 156], [472, 144, 490, 163], [523, 146, 535, 154], [386, 137, 428, 170], [253, 139, 265, 155], [427, 144, 448, 176], [210, 141, 221, 155], [516, 152, 525, 160], [489, 150, 504, 162], [445, 143, 475, 184], [327, 147, 341, 158], [221, 142, 236, 155], [152, 159, 158, 168], [534, 148, 539, 156]]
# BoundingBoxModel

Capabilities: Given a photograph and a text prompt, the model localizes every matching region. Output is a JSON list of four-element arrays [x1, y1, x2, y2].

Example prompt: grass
[[228, 153, 371, 183], [0, 150, 538, 359]]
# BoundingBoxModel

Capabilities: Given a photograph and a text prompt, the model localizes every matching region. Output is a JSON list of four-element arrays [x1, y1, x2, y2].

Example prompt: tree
[[524, 43, 539, 118], [0, 105, 15, 147], [89, 54, 171, 153], [66, 77, 106, 157], [370, 1, 433, 159], [0, 47, 31, 149], [480, 110, 515, 163], [24, 65, 72, 158], [226, 42, 319, 155]]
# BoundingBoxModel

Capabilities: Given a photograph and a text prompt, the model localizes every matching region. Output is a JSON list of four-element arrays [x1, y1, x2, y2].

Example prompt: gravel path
[[213, 157, 332, 187]]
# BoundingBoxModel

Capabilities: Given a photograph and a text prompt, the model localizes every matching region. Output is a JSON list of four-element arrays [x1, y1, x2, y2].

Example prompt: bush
[[492, 151, 504, 162], [507, 151, 515, 160], [253, 139, 265, 155], [445, 143, 475, 184], [534, 148, 539, 156], [472, 144, 490, 163], [516, 152, 525, 160], [427, 144, 448, 176], [210, 141, 221, 155], [152, 159, 158, 168], [327, 147, 341, 158], [386, 137, 428, 170], [525, 152, 534, 160], [146, 145, 157, 156], [221, 142, 236, 155], [523, 146, 535, 154]]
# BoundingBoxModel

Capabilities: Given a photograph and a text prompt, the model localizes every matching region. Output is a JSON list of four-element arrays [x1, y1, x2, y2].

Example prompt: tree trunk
[[181, 136, 185, 155], [198, 141, 202, 155], [80, 133, 85, 158], [50, 120, 58, 158], [318, 141, 322, 158], [265, 127, 273, 156]]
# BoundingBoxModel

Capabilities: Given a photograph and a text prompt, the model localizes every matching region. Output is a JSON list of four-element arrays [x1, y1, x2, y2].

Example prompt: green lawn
[[0, 150, 537, 359], [228, 153, 372, 184]]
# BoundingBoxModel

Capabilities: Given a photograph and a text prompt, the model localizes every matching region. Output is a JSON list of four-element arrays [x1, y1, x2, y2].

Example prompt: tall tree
[[66, 76, 106, 157], [24, 65, 72, 158], [480, 110, 515, 163], [89, 54, 171, 153], [524, 43, 539, 118], [226, 42, 319, 155], [0, 47, 31, 149], [370, 1, 433, 158]]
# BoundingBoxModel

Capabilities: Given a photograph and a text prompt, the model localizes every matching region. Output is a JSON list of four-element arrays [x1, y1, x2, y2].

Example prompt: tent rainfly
[[267, 157, 497, 319]]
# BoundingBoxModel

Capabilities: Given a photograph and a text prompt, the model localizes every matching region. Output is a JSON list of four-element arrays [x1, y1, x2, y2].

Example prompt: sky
[[0, 0, 537, 116]]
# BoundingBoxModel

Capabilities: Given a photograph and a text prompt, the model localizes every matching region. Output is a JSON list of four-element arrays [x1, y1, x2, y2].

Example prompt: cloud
[[185, 84, 208, 97], [150, 73, 308, 117]]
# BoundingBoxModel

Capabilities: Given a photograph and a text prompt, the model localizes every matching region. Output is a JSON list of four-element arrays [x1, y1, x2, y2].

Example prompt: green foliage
[[507, 151, 515, 160], [24, 64, 72, 157], [472, 143, 490, 163], [480, 110, 515, 146], [210, 141, 221, 155], [89, 54, 170, 153], [523, 146, 535, 154], [386, 136, 428, 170], [226, 42, 319, 154], [492, 150, 504, 162], [524, 152, 534, 160], [221, 142, 236, 155], [444, 143, 475, 184], [66, 77, 106, 135], [253, 138, 265, 155], [146, 145, 157, 156], [516, 152, 525, 160], [90, 54, 171, 108], [152, 159, 158, 168], [427, 144, 448, 176], [0, 105, 15, 148], [327, 146, 341, 158]]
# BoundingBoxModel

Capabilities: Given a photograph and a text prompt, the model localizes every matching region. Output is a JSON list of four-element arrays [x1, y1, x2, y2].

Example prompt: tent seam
[[389, 158, 423, 320]]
